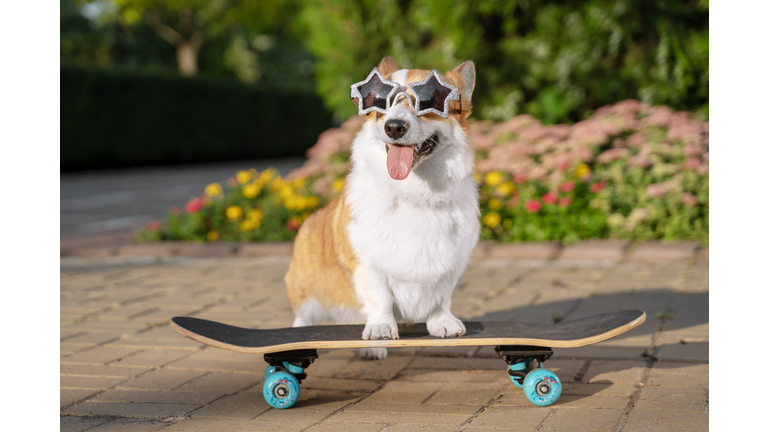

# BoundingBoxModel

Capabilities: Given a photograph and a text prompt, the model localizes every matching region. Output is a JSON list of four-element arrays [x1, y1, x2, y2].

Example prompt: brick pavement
[[60, 245, 708, 431]]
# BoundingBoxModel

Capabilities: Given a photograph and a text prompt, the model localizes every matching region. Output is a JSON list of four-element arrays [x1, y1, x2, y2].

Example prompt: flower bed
[[137, 99, 708, 245]]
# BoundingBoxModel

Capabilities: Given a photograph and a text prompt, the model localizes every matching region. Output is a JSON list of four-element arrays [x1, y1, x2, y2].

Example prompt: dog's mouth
[[385, 134, 439, 180]]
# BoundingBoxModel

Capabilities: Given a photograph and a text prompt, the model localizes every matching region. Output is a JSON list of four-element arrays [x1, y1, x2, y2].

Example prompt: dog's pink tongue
[[387, 145, 414, 180]]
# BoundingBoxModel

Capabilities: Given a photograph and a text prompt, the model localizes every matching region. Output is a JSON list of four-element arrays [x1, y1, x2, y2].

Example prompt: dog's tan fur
[[285, 192, 360, 311]]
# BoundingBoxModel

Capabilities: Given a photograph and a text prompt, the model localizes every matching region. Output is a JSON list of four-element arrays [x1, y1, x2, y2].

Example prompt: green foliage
[[297, 0, 709, 124], [63, 0, 316, 92], [61, 66, 332, 171], [61, 0, 115, 65]]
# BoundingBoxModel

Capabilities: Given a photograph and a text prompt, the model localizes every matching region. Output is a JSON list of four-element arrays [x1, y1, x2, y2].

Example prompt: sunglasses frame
[[350, 68, 462, 118], [349, 67, 399, 116], [406, 69, 462, 118]]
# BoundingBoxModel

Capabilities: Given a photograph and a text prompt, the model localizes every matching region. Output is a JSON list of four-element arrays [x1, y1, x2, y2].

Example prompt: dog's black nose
[[384, 119, 409, 140]]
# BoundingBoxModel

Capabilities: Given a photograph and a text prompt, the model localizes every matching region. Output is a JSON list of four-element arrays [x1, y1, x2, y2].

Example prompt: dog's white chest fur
[[346, 121, 479, 323]]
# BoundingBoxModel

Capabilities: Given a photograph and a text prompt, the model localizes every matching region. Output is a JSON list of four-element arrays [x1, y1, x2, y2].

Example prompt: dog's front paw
[[358, 347, 388, 360], [362, 322, 399, 340], [427, 314, 466, 338]]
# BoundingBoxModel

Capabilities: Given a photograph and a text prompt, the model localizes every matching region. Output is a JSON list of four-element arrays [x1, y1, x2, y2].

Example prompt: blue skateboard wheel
[[263, 371, 300, 409], [523, 368, 562, 407]]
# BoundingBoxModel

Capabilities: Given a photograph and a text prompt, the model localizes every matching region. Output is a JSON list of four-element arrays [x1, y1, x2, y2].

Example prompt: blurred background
[[61, 0, 708, 171], [60, 0, 709, 244]]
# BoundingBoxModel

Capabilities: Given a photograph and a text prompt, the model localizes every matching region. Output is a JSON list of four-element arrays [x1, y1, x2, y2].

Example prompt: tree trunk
[[176, 42, 200, 77]]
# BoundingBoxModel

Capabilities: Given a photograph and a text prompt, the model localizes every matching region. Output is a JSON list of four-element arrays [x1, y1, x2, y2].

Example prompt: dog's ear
[[446, 60, 475, 117], [377, 56, 399, 77]]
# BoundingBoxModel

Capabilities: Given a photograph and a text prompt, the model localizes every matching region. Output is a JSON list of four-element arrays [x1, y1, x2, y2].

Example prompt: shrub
[[139, 100, 708, 245], [297, 0, 709, 124], [61, 66, 332, 171]]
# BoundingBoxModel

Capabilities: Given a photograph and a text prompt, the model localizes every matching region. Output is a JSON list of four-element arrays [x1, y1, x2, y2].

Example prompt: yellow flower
[[270, 177, 286, 192], [284, 196, 298, 211], [306, 195, 320, 209], [332, 178, 345, 192], [280, 185, 295, 201], [225, 205, 243, 221], [575, 163, 591, 179], [484, 171, 503, 187], [244, 209, 263, 228], [242, 183, 261, 199], [257, 169, 275, 186], [240, 219, 258, 231], [497, 181, 516, 196], [292, 177, 306, 189], [205, 182, 222, 197], [483, 212, 501, 228], [488, 198, 502, 210], [295, 196, 308, 212], [474, 173, 481, 183], [207, 231, 218, 242], [237, 170, 252, 184]]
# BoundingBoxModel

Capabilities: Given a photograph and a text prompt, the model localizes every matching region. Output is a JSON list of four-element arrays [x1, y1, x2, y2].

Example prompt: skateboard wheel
[[508, 359, 532, 389], [523, 369, 562, 407], [263, 371, 300, 409], [265, 365, 276, 379]]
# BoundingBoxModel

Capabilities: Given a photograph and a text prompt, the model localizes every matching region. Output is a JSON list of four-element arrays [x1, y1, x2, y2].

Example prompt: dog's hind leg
[[358, 347, 388, 359], [292, 299, 322, 327]]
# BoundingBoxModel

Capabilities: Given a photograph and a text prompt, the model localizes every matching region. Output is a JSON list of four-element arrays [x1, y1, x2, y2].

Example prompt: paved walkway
[[60, 250, 708, 431], [61, 158, 304, 238]]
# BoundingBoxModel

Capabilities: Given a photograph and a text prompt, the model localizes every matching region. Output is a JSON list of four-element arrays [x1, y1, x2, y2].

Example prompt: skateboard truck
[[264, 349, 318, 383], [495, 345, 553, 387]]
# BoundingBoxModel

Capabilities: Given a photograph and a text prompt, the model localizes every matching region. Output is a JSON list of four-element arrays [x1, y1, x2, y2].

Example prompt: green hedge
[[61, 67, 333, 171]]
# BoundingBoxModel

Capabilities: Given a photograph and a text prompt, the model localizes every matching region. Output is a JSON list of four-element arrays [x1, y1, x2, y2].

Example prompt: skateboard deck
[[170, 309, 646, 354], [170, 310, 645, 409]]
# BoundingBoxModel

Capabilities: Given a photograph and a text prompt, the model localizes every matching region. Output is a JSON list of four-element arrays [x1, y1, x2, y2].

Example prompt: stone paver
[[60, 250, 708, 430]]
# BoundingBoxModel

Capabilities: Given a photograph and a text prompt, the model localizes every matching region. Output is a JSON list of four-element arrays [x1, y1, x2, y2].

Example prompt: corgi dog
[[285, 56, 479, 359]]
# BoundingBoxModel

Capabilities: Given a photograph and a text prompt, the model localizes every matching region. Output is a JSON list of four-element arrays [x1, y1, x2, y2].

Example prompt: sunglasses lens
[[357, 74, 395, 111], [412, 76, 453, 113]]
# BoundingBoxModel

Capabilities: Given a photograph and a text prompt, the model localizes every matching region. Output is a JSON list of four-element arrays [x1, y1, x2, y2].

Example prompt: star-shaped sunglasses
[[350, 67, 461, 118]]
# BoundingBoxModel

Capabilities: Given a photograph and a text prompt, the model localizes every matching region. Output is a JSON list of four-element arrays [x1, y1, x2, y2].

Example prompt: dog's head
[[351, 57, 475, 181]]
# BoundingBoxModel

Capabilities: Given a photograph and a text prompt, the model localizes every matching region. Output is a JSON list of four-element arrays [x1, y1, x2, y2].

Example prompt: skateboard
[[171, 309, 645, 409]]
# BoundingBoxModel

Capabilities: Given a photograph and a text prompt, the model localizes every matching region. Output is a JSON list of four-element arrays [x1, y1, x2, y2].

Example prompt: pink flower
[[227, 177, 238, 188], [558, 197, 572, 208], [680, 192, 698, 207], [525, 199, 542, 213], [646, 183, 666, 198], [628, 154, 651, 167], [542, 192, 558, 205], [185, 198, 203, 214], [680, 158, 701, 170], [557, 160, 570, 172], [597, 148, 630, 164], [560, 181, 575, 192], [590, 181, 606, 193], [507, 196, 521, 209], [626, 133, 647, 148], [147, 221, 160, 231], [513, 174, 526, 184]]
